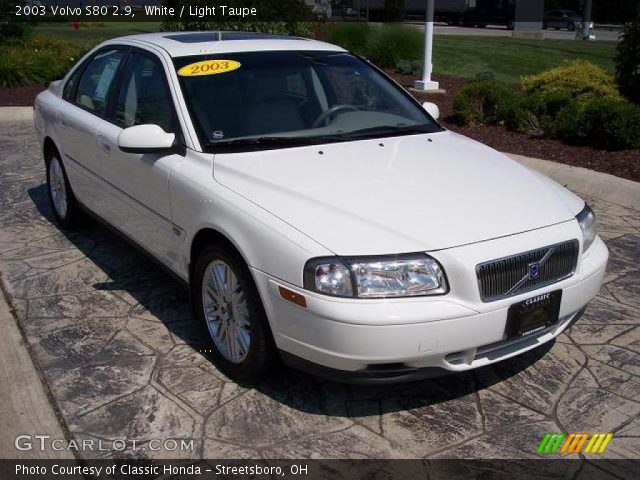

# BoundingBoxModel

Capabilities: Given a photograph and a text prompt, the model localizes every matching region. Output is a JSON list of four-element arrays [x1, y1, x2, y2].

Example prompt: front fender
[[170, 149, 332, 286]]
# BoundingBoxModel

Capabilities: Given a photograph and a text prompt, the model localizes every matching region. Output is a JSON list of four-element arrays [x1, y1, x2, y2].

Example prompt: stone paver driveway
[[1, 120, 639, 460]]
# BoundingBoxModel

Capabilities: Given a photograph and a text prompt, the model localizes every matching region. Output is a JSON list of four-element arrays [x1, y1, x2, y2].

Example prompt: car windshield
[[173, 50, 442, 150]]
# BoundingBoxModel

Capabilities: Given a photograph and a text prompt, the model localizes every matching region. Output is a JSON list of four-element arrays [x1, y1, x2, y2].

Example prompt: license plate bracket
[[506, 290, 562, 339]]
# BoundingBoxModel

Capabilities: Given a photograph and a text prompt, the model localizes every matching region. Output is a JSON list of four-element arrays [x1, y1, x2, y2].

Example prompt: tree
[[616, 18, 640, 104]]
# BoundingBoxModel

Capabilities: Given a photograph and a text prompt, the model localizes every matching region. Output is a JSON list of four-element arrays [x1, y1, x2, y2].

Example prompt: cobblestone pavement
[[1, 121, 639, 462]]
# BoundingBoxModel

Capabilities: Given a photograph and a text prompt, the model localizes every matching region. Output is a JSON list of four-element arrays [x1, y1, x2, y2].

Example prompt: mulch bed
[[0, 85, 46, 106], [2, 74, 638, 182]]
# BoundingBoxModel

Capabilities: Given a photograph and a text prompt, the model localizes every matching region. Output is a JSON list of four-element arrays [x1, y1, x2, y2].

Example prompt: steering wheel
[[312, 104, 360, 128]]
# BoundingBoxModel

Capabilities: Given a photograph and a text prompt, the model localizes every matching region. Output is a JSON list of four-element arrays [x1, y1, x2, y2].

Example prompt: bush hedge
[[328, 23, 423, 69], [0, 35, 93, 87], [326, 23, 371, 56], [454, 61, 640, 150], [453, 80, 520, 126], [0, 21, 33, 44], [555, 97, 640, 150], [522, 59, 620, 100]]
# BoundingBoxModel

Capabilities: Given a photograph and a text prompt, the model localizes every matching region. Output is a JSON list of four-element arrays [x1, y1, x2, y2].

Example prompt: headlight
[[576, 204, 596, 253], [304, 254, 448, 298]]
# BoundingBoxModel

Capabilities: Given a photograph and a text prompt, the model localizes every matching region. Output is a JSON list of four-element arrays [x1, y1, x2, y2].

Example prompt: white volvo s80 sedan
[[34, 32, 608, 384]]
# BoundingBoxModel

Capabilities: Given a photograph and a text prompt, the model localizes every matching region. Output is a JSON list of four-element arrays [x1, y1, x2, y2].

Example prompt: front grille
[[476, 240, 579, 302]]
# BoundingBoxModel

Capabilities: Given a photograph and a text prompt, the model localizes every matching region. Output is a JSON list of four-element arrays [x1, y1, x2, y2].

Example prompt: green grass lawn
[[32, 22, 162, 42], [433, 35, 617, 83]]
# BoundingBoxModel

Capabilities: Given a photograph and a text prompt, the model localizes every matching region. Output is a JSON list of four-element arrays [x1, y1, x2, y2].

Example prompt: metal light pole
[[580, 0, 593, 40], [414, 0, 439, 91]]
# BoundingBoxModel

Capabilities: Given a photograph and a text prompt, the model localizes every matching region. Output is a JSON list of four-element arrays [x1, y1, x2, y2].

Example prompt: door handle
[[96, 134, 112, 154], [57, 113, 68, 129]]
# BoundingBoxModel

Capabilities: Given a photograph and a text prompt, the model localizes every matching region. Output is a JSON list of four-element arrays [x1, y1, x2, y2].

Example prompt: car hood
[[213, 131, 577, 255]]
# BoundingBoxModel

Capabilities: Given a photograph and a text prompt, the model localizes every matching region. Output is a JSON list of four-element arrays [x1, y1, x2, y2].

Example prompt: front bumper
[[253, 229, 608, 384]]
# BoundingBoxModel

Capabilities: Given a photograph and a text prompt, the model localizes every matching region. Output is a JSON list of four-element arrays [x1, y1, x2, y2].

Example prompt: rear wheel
[[567, 21, 576, 31], [192, 244, 277, 384], [46, 153, 80, 228]]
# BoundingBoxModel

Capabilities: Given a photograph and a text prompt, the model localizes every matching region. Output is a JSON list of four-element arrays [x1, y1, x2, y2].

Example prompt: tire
[[46, 151, 80, 228], [506, 19, 514, 30], [567, 22, 576, 31], [192, 244, 277, 384]]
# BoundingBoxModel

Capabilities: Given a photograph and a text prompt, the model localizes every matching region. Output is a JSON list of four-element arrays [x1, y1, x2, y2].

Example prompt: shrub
[[395, 59, 421, 76], [453, 80, 520, 126], [616, 19, 640, 104], [0, 21, 32, 42], [0, 35, 93, 87], [522, 59, 620, 101], [555, 97, 640, 150], [365, 24, 423, 68], [326, 22, 371, 56], [513, 90, 574, 135], [0, 49, 42, 87], [475, 71, 496, 82]]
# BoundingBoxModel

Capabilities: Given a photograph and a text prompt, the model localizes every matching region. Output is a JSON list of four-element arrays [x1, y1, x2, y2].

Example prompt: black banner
[[1, 459, 639, 480], [1, 0, 637, 24]]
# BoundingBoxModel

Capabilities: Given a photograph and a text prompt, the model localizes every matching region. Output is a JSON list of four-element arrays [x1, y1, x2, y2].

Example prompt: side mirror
[[422, 102, 440, 120], [118, 124, 176, 154]]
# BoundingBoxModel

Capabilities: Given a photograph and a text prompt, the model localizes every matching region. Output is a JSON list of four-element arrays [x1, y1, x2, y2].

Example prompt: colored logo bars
[[537, 433, 613, 455]]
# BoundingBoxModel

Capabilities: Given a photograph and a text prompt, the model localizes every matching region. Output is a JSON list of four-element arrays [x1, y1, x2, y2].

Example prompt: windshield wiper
[[342, 124, 436, 139], [203, 136, 309, 148], [203, 125, 438, 151]]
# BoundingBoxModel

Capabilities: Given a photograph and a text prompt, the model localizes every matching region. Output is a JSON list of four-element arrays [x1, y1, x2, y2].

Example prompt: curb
[[0, 106, 33, 123], [508, 153, 640, 211], [1, 108, 637, 211]]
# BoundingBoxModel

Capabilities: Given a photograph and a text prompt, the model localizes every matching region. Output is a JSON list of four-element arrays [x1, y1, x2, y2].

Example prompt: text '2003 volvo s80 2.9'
[[34, 32, 608, 384]]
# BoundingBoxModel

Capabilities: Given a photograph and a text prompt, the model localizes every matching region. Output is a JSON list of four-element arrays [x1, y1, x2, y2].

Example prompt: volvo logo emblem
[[529, 263, 541, 278], [504, 246, 556, 296]]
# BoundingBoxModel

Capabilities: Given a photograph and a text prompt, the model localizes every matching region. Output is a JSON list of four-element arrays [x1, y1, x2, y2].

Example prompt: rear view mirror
[[118, 124, 176, 154], [422, 102, 440, 120]]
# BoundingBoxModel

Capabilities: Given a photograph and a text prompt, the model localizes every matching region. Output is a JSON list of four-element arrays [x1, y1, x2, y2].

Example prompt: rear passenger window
[[114, 53, 174, 133], [74, 49, 125, 116]]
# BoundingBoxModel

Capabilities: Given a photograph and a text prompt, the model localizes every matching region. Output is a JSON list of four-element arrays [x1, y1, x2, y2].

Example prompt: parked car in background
[[544, 10, 582, 31], [34, 32, 608, 384]]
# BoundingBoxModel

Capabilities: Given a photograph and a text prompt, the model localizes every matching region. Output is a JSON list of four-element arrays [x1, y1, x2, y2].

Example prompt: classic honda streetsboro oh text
[[34, 32, 608, 383]]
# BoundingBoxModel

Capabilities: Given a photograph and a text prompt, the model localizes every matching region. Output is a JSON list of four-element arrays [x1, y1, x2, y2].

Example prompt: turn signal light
[[278, 286, 307, 308]]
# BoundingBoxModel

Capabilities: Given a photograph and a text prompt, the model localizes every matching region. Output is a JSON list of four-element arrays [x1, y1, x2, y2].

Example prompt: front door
[[94, 50, 184, 273]]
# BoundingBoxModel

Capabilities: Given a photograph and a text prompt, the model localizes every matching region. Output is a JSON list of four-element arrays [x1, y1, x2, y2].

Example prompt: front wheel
[[192, 244, 277, 384], [46, 154, 80, 228]]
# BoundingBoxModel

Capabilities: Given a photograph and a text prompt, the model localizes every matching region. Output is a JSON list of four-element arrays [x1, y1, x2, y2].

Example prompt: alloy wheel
[[201, 259, 251, 363], [49, 157, 68, 219]]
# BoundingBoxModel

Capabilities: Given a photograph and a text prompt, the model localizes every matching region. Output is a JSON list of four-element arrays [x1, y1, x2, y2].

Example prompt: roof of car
[[116, 31, 345, 57]]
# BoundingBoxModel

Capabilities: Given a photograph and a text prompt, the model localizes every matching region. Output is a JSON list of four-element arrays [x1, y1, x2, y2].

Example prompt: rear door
[[57, 47, 127, 213]]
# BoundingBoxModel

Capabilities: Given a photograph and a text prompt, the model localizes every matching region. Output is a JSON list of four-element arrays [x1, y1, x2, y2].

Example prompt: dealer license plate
[[506, 290, 562, 339]]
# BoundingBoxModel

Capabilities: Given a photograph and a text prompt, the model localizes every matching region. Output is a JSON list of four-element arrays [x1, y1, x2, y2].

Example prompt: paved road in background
[[425, 24, 621, 42], [0, 120, 638, 464]]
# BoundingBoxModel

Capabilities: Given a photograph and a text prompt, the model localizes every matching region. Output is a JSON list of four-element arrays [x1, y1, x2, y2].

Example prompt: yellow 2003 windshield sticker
[[178, 60, 241, 77]]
